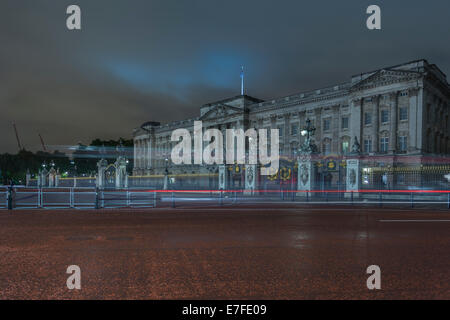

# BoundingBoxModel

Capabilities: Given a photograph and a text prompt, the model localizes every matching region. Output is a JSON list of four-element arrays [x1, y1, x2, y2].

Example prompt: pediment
[[199, 104, 243, 120], [351, 69, 421, 91]]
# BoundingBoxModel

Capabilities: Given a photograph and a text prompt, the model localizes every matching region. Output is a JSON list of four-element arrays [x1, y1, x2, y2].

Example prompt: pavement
[[0, 204, 449, 299]]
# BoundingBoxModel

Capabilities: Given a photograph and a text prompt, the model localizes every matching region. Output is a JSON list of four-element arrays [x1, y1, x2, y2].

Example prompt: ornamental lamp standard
[[298, 118, 317, 154], [165, 157, 169, 175]]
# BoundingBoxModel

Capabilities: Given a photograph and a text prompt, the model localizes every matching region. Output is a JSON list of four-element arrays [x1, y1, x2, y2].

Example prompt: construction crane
[[38, 133, 47, 152], [12, 122, 23, 151]]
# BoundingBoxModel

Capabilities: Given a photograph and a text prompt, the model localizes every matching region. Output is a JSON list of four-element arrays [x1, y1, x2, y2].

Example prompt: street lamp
[[165, 157, 169, 175]]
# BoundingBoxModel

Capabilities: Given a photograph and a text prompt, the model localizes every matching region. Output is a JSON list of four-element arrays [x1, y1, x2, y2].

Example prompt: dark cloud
[[1, 0, 449, 153]]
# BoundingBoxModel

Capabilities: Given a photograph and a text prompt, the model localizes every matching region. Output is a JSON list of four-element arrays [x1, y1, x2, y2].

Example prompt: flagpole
[[240, 66, 244, 95]]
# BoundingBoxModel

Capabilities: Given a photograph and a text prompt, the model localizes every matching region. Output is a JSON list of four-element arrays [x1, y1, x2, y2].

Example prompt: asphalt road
[[0, 205, 449, 299]]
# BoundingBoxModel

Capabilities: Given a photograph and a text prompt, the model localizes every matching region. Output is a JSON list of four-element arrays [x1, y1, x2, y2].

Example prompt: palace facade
[[133, 59, 450, 177]]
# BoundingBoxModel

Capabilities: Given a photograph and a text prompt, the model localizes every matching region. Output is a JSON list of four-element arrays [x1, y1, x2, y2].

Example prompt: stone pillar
[[218, 165, 227, 190], [147, 139, 152, 169], [55, 169, 60, 187], [408, 87, 419, 152], [40, 168, 48, 187], [350, 98, 363, 149], [26, 170, 31, 186], [283, 114, 290, 152], [345, 158, 361, 198], [373, 95, 380, 153], [244, 164, 258, 195], [48, 168, 56, 187], [297, 155, 316, 197], [115, 157, 128, 189], [163, 174, 169, 190], [332, 105, 340, 152], [96, 158, 108, 189], [389, 92, 399, 153], [138, 140, 143, 169]]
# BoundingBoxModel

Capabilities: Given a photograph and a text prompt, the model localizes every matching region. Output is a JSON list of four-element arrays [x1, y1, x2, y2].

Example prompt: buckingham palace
[[132, 59, 450, 191]]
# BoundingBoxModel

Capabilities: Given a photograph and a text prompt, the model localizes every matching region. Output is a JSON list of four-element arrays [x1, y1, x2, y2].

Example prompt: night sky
[[1, 0, 449, 153]]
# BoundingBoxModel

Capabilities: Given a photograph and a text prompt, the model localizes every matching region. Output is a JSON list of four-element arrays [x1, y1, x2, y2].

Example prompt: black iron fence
[[2, 186, 450, 210]]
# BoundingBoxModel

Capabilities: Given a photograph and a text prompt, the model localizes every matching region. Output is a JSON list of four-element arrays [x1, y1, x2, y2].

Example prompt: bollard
[[219, 190, 223, 206], [154, 191, 157, 208], [410, 193, 414, 208], [306, 191, 309, 202], [351, 191, 353, 205]]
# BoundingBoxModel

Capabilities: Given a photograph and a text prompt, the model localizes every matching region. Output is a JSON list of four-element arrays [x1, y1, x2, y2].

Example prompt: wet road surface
[[0, 205, 449, 299]]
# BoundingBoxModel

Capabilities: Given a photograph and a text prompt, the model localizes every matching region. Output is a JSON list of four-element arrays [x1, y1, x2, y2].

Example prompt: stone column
[[40, 168, 48, 187], [139, 139, 143, 170], [163, 174, 169, 190], [332, 105, 340, 152], [373, 95, 380, 153], [48, 168, 55, 187], [133, 139, 137, 169], [350, 98, 363, 150], [389, 92, 399, 153], [408, 87, 419, 152], [55, 169, 60, 187], [96, 159, 108, 189], [26, 170, 31, 186], [218, 165, 227, 190], [284, 114, 291, 153], [147, 139, 152, 169], [345, 158, 361, 197], [115, 157, 127, 189]]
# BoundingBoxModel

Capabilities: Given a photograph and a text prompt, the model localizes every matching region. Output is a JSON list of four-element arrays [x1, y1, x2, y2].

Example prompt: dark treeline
[[0, 138, 133, 185]]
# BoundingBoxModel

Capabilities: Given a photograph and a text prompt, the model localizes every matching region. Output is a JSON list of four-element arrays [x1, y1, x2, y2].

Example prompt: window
[[323, 140, 331, 154], [342, 141, 349, 154], [364, 139, 372, 153], [278, 126, 284, 137], [323, 118, 331, 131], [291, 124, 298, 135], [364, 112, 372, 125], [380, 137, 389, 152], [290, 142, 298, 156], [381, 110, 389, 123], [398, 136, 407, 152], [341, 117, 349, 130], [399, 107, 408, 121]]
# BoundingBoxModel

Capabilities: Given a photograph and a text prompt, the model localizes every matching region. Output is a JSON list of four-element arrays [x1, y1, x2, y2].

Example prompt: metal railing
[[2, 186, 450, 210], [0, 186, 156, 210]]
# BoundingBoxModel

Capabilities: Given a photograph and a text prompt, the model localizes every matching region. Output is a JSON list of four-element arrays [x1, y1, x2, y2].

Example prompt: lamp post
[[163, 157, 169, 190], [299, 118, 317, 154]]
